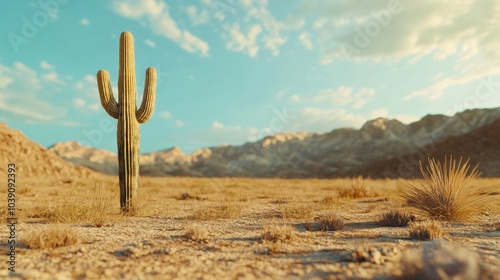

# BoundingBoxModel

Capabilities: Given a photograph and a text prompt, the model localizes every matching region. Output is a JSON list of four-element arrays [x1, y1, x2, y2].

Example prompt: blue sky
[[1, 0, 499, 154]]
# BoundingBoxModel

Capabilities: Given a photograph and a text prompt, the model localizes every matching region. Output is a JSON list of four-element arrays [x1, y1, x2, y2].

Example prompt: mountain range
[[47, 107, 500, 178]]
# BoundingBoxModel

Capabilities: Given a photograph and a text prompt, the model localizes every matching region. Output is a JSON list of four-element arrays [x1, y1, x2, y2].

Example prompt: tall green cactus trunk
[[96, 31, 156, 213]]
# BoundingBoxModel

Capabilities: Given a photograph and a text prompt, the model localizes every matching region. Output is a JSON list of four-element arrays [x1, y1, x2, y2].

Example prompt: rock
[[422, 241, 481, 280], [401, 241, 484, 280]]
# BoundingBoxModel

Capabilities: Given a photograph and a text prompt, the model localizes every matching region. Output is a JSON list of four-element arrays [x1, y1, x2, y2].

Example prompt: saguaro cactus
[[96, 31, 156, 212]]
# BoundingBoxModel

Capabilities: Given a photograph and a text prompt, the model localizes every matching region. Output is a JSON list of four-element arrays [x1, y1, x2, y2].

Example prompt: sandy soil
[[0, 177, 499, 279]]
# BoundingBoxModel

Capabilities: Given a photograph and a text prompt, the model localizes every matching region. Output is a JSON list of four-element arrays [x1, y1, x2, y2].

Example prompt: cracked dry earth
[[0, 177, 499, 279]]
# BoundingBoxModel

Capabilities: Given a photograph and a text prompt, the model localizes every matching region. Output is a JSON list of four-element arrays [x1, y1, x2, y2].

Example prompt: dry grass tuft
[[339, 176, 371, 199], [279, 203, 314, 220], [402, 156, 490, 222], [178, 192, 203, 200], [319, 212, 345, 231], [89, 185, 117, 227], [408, 220, 446, 240], [319, 195, 338, 208], [121, 199, 157, 217], [378, 209, 415, 227], [190, 201, 242, 220], [185, 226, 210, 242], [261, 224, 296, 243], [22, 225, 80, 249]]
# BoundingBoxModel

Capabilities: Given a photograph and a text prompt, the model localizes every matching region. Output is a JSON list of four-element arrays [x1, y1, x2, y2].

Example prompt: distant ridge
[[349, 116, 500, 178], [49, 107, 500, 178]]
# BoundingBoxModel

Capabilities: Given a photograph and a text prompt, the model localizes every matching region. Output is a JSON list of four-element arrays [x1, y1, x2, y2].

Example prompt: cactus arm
[[136, 67, 157, 123], [97, 70, 119, 119]]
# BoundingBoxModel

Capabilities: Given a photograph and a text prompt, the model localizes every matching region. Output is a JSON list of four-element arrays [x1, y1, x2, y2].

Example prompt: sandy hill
[[0, 123, 97, 179]]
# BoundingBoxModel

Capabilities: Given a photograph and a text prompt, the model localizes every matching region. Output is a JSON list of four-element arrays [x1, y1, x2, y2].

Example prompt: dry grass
[[27, 184, 119, 226], [318, 195, 339, 209], [89, 185, 117, 227], [178, 192, 203, 201], [408, 220, 446, 240], [402, 156, 491, 222], [378, 209, 415, 227], [339, 176, 371, 199], [190, 201, 243, 220], [21, 225, 80, 249], [319, 212, 345, 231], [261, 224, 296, 243], [279, 202, 314, 220], [184, 226, 210, 242]]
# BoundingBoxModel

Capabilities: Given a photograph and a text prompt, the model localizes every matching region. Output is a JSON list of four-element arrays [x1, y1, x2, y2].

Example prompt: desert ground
[[1, 176, 499, 279]]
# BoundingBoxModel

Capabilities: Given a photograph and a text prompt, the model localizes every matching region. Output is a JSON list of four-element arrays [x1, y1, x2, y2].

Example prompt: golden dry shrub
[[185, 226, 210, 242], [408, 220, 446, 240], [378, 209, 415, 227], [261, 224, 296, 243], [22, 225, 80, 249], [319, 212, 345, 231], [402, 156, 490, 222]]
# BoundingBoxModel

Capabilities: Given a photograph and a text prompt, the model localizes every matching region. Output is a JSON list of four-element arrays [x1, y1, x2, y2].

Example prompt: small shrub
[[261, 224, 295, 243], [339, 176, 370, 199], [22, 225, 80, 249], [319, 212, 345, 231], [378, 209, 415, 227], [402, 156, 490, 221], [409, 220, 446, 240], [185, 226, 210, 242]]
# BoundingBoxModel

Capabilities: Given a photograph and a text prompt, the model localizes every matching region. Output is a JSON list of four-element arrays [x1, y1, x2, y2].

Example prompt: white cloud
[[145, 39, 156, 47], [289, 94, 301, 103], [306, 0, 500, 70], [175, 120, 185, 127], [112, 0, 209, 56], [42, 72, 64, 84], [72, 74, 103, 114], [299, 32, 313, 50], [0, 76, 13, 88], [211, 121, 241, 130], [0, 62, 65, 122], [313, 18, 327, 29], [212, 121, 224, 129], [313, 87, 353, 105], [80, 18, 90, 25], [226, 23, 262, 57], [263, 35, 287, 56], [186, 5, 210, 26], [312, 87, 375, 109], [40, 61, 55, 70], [159, 111, 172, 119], [352, 88, 375, 109], [369, 108, 389, 119], [222, 0, 302, 57], [290, 107, 365, 132], [73, 98, 86, 108], [404, 61, 500, 101]]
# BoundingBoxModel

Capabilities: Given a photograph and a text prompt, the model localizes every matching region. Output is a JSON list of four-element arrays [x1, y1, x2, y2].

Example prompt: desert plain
[[1, 175, 499, 280]]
